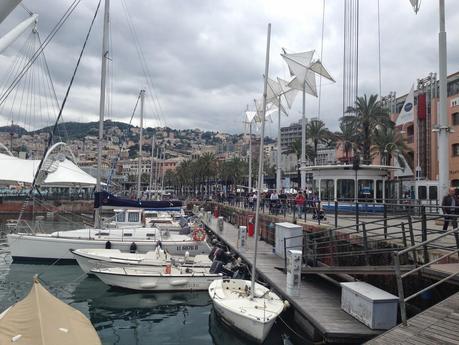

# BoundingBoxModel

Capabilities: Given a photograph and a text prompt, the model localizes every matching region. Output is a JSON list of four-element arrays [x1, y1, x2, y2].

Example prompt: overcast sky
[[1, 0, 458, 137]]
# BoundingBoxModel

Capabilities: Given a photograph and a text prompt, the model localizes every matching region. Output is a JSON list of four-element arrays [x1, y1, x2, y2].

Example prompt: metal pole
[[149, 135, 155, 198], [393, 253, 408, 326], [251, 23, 271, 299], [137, 89, 145, 200], [300, 86, 306, 191], [276, 95, 282, 193], [248, 121, 252, 193], [437, 0, 449, 201], [95, 0, 110, 229]]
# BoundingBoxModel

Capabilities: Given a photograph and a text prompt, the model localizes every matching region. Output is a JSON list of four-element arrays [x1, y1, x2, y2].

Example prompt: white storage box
[[340, 282, 398, 330], [275, 222, 303, 259]]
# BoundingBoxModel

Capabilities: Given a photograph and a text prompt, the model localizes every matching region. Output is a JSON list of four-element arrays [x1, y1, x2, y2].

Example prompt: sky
[[0, 0, 458, 137]]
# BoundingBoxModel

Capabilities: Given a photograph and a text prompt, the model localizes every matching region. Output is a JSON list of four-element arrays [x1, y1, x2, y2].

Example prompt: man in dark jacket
[[442, 187, 459, 231]]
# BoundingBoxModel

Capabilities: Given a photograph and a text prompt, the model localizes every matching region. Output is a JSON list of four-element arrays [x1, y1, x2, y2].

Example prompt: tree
[[347, 94, 392, 164], [307, 119, 333, 163], [371, 126, 412, 168], [335, 117, 358, 163]]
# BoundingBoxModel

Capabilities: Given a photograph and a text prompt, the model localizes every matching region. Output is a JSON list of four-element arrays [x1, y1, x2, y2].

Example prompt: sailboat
[[0, 276, 101, 345], [208, 24, 286, 344], [7, 0, 210, 262]]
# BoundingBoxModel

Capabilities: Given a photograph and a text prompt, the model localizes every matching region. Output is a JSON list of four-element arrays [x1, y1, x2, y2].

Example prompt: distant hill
[[30, 120, 134, 140], [0, 124, 27, 136]]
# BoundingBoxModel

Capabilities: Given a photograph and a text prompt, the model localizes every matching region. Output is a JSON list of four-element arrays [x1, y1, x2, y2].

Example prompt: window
[[115, 211, 125, 223], [418, 186, 427, 200], [453, 113, 459, 126], [123, 233, 132, 237], [127, 212, 140, 222], [453, 144, 459, 157], [337, 179, 355, 200], [429, 186, 438, 200]]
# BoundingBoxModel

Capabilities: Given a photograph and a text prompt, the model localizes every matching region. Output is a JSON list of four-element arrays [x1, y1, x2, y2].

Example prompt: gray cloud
[[0, 0, 458, 134]]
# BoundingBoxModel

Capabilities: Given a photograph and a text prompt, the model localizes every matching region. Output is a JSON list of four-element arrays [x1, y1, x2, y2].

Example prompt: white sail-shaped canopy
[[267, 78, 288, 115], [0, 277, 101, 345], [281, 50, 335, 96], [309, 59, 335, 83], [277, 77, 298, 109]]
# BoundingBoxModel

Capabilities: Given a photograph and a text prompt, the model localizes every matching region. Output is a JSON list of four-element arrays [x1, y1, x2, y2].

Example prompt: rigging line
[[37, 32, 61, 113], [5, 33, 33, 123], [121, 0, 165, 127], [20, 3, 33, 16], [15, 0, 102, 229], [0, 0, 81, 108], [318, 0, 325, 120], [377, 0, 382, 99]]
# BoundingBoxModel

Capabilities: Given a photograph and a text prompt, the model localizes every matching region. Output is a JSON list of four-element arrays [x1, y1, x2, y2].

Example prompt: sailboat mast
[[149, 134, 155, 198], [137, 89, 145, 199], [251, 23, 271, 299], [95, 0, 110, 229]]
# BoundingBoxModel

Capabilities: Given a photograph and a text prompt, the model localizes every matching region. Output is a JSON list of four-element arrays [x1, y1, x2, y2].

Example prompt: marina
[[1, 0, 459, 344]]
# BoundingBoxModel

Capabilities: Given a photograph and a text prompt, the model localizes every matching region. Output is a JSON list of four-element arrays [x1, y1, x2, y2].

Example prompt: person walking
[[442, 187, 459, 231], [295, 191, 305, 217]]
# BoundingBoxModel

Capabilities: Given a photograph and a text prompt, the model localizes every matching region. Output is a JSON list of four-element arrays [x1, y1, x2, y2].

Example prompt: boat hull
[[93, 270, 221, 291], [209, 279, 284, 343], [212, 300, 276, 343], [7, 234, 210, 262]]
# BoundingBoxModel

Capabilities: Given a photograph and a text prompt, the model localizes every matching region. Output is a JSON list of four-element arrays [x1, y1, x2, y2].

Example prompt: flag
[[395, 85, 414, 126]]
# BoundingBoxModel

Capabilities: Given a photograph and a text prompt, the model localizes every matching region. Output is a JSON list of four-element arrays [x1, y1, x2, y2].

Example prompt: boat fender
[[140, 282, 157, 289], [170, 279, 188, 286], [283, 300, 290, 310], [192, 227, 206, 241], [164, 263, 172, 274]]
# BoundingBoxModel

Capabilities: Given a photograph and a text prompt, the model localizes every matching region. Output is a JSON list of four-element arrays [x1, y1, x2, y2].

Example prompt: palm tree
[[307, 119, 333, 163], [199, 152, 217, 195], [371, 127, 412, 169], [335, 117, 358, 163], [347, 94, 392, 164]]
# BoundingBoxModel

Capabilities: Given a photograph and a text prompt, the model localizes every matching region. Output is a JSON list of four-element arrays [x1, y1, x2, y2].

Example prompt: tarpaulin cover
[[0, 278, 101, 345], [94, 190, 183, 209]]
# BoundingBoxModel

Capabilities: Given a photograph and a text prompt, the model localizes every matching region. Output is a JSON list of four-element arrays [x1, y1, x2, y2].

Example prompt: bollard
[[217, 216, 224, 232], [238, 226, 247, 252], [286, 249, 302, 297]]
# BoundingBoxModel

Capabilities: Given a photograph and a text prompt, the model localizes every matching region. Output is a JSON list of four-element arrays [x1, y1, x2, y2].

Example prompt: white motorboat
[[0, 276, 101, 345], [208, 279, 285, 343], [91, 265, 222, 291], [8, 226, 211, 262], [71, 247, 212, 274]]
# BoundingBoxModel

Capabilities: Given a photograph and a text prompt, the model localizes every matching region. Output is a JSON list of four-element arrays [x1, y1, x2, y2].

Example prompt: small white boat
[[209, 279, 286, 343], [0, 276, 101, 345], [71, 247, 212, 274], [91, 265, 222, 291]]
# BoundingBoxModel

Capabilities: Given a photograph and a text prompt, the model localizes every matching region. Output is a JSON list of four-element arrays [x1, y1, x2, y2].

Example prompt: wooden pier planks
[[366, 291, 459, 344], [203, 217, 381, 343]]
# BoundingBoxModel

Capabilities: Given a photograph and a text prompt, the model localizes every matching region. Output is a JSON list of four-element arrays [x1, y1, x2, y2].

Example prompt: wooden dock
[[202, 216, 381, 343], [366, 291, 459, 344]]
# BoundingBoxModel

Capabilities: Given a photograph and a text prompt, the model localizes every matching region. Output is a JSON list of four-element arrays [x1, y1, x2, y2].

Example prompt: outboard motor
[[209, 260, 233, 276]]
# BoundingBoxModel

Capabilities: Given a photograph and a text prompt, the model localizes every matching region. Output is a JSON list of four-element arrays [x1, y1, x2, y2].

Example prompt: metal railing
[[393, 226, 459, 325]]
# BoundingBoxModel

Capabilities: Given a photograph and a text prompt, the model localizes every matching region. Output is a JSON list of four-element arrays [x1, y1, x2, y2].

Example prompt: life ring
[[192, 227, 206, 241]]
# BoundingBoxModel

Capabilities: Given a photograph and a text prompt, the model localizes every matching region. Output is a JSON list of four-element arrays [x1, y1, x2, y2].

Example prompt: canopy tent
[[0, 277, 101, 345], [0, 153, 97, 187]]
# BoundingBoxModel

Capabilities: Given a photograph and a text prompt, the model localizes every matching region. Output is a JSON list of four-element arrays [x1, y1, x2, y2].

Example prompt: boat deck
[[202, 216, 381, 343], [366, 290, 459, 344]]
